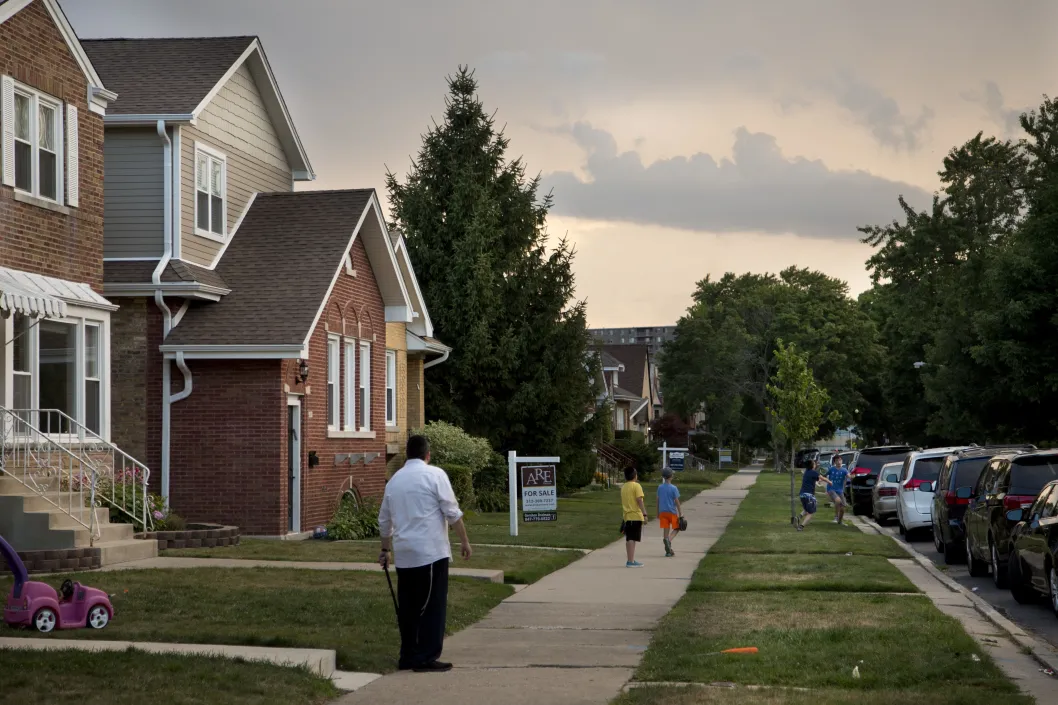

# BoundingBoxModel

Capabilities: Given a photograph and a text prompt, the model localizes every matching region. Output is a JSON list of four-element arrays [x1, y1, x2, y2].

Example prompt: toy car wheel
[[87, 604, 110, 629], [34, 607, 57, 633]]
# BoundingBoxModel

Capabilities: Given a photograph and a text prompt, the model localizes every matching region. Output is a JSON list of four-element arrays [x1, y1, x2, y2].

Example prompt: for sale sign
[[521, 465, 557, 519]]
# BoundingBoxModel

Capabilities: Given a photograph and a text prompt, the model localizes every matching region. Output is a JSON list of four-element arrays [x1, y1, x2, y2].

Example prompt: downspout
[[423, 349, 449, 370], [153, 120, 193, 504]]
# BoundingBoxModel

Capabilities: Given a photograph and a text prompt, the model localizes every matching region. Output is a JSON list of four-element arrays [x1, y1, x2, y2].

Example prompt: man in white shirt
[[378, 435, 472, 673]]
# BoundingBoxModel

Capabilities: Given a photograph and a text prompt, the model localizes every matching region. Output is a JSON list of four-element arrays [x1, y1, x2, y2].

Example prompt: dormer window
[[194, 143, 226, 239]]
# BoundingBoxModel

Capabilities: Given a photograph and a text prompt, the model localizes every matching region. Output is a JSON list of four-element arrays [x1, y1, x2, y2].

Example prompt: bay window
[[326, 336, 339, 429], [385, 350, 396, 427], [359, 342, 371, 431]]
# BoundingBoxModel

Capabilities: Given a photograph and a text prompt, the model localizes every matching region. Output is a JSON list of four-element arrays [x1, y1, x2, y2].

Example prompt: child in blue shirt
[[797, 459, 832, 531], [656, 468, 683, 557]]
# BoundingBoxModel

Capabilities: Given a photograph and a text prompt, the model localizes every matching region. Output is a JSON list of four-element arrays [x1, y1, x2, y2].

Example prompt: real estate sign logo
[[521, 465, 557, 521]]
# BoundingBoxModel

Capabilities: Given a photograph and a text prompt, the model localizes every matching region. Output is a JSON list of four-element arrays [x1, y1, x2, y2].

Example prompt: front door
[[287, 399, 301, 534]]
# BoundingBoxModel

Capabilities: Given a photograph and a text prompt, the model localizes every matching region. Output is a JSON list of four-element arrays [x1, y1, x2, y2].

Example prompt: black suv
[[965, 450, 1058, 587], [931, 445, 1035, 564], [1007, 479, 1058, 615], [849, 446, 915, 515]]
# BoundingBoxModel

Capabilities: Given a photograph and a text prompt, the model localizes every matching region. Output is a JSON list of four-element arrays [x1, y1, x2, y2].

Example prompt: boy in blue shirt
[[797, 459, 832, 531], [826, 453, 849, 525], [657, 468, 683, 557]]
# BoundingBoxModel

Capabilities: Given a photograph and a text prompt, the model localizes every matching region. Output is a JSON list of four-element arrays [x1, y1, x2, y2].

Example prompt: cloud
[[825, 72, 934, 150], [541, 123, 932, 240], [961, 81, 1027, 137]]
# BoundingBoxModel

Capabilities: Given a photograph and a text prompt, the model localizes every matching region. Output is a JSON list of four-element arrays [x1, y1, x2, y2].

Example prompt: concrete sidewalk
[[96, 556, 504, 583], [336, 469, 759, 705]]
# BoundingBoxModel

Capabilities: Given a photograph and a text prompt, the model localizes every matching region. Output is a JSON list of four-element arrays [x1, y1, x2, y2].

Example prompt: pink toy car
[[2, 534, 113, 633]]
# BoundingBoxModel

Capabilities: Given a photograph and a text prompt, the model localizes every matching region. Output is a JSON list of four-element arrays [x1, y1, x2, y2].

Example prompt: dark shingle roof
[[604, 344, 649, 397], [82, 37, 255, 115], [104, 259, 228, 290], [600, 350, 623, 370], [163, 190, 374, 347]]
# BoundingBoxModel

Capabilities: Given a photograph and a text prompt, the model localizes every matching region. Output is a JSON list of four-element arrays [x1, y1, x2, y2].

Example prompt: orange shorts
[[659, 512, 680, 530]]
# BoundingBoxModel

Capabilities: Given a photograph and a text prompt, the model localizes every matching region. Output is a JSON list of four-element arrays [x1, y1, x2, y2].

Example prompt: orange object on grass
[[721, 647, 758, 654]]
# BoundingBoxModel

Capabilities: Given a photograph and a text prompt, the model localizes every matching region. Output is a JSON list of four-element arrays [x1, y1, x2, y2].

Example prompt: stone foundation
[[137, 523, 240, 550], [0, 547, 102, 574]]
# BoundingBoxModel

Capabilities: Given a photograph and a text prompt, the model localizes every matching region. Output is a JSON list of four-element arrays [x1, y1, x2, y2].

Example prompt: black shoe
[[398, 662, 413, 671], [413, 660, 453, 673]]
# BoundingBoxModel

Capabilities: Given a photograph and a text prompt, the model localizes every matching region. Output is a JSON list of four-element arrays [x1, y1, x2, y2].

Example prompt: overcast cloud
[[542, 124, 931, 240]]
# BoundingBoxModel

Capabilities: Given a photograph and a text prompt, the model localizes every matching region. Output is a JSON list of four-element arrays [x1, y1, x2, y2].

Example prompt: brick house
[[83, 36, 440, 535], [601, 344, 659, 434]]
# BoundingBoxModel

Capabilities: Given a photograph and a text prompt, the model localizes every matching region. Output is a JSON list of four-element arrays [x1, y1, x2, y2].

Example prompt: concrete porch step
[[97, 537, 157, 566], [73, 522, 135, 546], [32, 505, 112, 530]]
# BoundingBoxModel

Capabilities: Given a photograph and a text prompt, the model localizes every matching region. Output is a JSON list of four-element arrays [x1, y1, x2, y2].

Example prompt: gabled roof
[[392, 233, 434, 338], [82, 36, 313, 179], [600, 350, 624, 371], [0, 0, 116, 114], [161, 189, 412, 356], [604, 344, 650, 396]]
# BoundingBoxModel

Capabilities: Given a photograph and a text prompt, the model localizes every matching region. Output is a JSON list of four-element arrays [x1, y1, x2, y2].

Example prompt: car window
[[953, 457, 989, 491], [899, 456, 913, 482], [1045, 485, 1058, 518], [911, 457, 945, 483], [855, 452, 909, 473], [975, 462, 995, 495], [938, 459, 951, 488], [1009, 458, 1058, 496], [1036, 486, 1056, 519]]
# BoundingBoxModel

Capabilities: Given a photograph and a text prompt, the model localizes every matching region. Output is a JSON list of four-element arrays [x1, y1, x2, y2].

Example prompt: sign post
[[718, 448, 732, 468], [508, 451, 561, 537], [659, 441, 689, 471]]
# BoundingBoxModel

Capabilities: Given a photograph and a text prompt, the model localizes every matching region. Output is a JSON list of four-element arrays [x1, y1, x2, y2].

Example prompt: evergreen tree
[[386, 67, 603, 485]]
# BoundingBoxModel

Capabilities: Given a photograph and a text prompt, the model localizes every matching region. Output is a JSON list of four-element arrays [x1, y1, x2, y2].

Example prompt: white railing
[[0, 407, 99, 542], [1, 408, 152, 540]]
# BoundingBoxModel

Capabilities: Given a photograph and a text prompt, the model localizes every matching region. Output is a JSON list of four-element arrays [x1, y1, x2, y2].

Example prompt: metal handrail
[[0, 407, 99, 543], [7, 408, 151, 532]]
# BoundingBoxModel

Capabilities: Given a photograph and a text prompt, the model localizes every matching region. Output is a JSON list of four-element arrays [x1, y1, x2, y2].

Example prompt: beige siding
[[103, 128, 164, 258], [179, 63, 292, 267]]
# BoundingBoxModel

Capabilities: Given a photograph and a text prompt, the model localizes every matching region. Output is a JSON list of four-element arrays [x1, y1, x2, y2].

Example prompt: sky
[[62, 0, 1057, 328]]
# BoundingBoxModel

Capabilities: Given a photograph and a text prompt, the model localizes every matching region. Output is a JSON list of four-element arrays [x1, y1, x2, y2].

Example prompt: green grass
[[688, 553, 917, 593], [0, 567, 511, 674], [464, 475, 723, 549], [616, 470, 1026, 704], [0, 648, 338, 705], [162, 539, 582, 584], [614, 685, 1034, 705]]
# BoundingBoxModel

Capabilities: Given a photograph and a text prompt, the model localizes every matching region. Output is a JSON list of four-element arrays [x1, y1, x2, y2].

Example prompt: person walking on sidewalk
[[797, 459, 832, 531], [657, 468, 683, 557], [378, 435, 473, 672], [826, 453, 849, 525], [621, 466, 649, 567]]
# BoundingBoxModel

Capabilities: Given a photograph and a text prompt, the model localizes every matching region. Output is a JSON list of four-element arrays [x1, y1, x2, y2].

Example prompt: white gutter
[[423, 349, 449, 369], [153, 120, 193, 505]]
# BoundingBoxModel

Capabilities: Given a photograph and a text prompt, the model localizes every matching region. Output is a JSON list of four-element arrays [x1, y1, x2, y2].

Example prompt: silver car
[[871, 462, 903, 523]]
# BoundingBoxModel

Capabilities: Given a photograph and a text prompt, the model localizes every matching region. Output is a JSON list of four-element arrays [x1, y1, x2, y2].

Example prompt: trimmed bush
[[327, 493, 381, 540], [442, 463, 475, 509], [419, 421, 493, 474]]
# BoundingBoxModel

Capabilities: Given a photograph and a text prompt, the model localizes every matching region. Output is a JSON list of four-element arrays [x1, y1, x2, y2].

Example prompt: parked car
[[1006, 480, 1058, 616], [848, 446, 915, 515], [896, 447, 969, 537], [931, 445, 1035, 564], [795, 448, 820, 468], [965, 450, 1058, 587], [871, 462, 903, 523], [818, 451, 834, 470]]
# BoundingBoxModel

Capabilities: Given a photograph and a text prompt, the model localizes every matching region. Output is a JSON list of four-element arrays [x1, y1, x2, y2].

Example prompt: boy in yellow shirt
[[621, 466, 649, 567]]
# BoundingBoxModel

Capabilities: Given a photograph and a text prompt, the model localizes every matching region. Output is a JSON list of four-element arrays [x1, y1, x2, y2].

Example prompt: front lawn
[[615, 685, 1033, 705], [688, 553, 917, 593], [0, 648, 338, 705], [0, 567, 511, 674], [163, 539, 582, 584]]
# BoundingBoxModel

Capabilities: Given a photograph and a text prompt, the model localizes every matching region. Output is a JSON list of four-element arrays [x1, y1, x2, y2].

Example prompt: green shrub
[[327, 493, 381, 540], [614, 435, 659, 480], [474, 453, 508, 491], [92, 477, 184, 532], [441, 463, 475, 509], [558, 449, 596, 493], [474, 487, 509, 512], [418, 421, 493, 474]]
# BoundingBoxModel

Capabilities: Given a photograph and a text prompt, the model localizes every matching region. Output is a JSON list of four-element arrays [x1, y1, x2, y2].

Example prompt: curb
[[861, 515, 1058, 676]]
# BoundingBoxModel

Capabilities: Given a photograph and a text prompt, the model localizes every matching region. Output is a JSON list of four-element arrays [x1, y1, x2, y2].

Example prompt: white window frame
[[84, 322, 102, 436], [193, 142, 227, 242], [359, 341, 371, 431], [5, 309, 109, 441], [343, 339, 356, 431], [326, 335, 339, 430], [385, 350, 397, 428], [12, 82, 63, 204]]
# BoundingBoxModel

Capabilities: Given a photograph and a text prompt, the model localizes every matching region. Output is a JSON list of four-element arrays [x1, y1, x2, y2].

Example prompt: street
[[872, 519, 1058, 652]]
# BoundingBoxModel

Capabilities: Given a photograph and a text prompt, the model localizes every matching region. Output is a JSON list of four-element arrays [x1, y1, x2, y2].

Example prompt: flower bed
[[137, 523, 239, 551]]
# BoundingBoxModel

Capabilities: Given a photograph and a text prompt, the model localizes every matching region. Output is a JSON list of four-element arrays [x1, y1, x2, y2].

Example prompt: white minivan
[[897, 447, 970, 535]]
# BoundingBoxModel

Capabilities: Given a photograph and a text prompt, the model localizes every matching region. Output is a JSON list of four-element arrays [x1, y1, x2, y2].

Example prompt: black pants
[[396, 557, 449, 668]]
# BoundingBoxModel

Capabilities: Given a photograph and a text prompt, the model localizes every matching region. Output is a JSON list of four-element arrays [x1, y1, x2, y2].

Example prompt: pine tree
[[386, 67, 603, 485]]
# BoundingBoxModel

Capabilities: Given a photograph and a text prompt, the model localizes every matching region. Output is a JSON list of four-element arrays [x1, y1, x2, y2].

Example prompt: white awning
[[0, 266, 116, 319]]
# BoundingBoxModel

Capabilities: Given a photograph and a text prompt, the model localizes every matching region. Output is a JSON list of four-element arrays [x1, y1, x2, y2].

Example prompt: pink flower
[[153, 510, 164, 520]]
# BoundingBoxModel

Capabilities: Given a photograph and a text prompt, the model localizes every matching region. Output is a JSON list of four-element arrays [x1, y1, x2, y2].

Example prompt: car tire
[[898, 519, 906, 536], [967, 535, 989, 577], [1009, 552, 1035, 605], [991, 539, 1008, 589], [933, 523, 945, 555], [33, 607, 57, 633], [1049, 564, 1058, 619]]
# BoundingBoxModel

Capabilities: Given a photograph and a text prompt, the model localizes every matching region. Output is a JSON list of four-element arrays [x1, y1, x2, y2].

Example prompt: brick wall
[[111, 297, 149, 461], [168, 358, 286, 535], [385, 321, 409, 476], [284, 235, 388, 531], [0, 1, 104, 290], [407, 356, 425, 430]]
